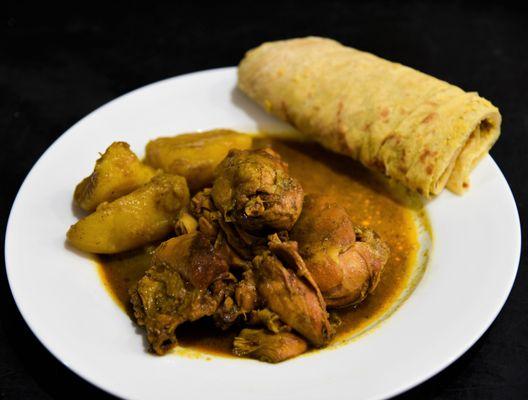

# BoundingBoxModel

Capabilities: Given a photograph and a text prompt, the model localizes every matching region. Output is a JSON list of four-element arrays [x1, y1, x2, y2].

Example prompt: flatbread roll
[[238, 37, 501, 196]]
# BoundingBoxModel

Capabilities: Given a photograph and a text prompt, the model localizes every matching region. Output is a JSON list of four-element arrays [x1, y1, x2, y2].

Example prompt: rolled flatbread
[[238, 37, 501, 196]]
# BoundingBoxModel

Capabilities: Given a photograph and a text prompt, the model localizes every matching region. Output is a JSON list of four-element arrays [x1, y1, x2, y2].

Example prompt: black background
[[1, 1, 527, 399]]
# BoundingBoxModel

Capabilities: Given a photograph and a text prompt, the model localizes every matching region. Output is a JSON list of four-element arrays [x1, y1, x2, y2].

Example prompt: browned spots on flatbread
[[419, 148, 437, 163], [421, 112, 437, 124], [380, 133, 400, 148], [380, 108, 390, 121], [337, 123, 347, 135], [399, 148, 407, 165], [426, 165, 433, 175], [363, 122, 372, 132], [419, 150, 430, 163]]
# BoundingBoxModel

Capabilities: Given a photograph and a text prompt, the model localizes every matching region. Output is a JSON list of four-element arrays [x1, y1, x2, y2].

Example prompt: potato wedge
[[67, 174, 189, 254], [74, 142, 156, 212], [145, 129, 252, 191]]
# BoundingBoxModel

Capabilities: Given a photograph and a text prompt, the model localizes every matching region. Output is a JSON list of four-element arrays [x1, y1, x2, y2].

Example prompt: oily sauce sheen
[[97, 137, 421, 357]]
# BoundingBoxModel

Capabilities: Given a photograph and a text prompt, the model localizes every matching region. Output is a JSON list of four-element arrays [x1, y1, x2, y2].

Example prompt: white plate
[[5, 67, 521, 400]]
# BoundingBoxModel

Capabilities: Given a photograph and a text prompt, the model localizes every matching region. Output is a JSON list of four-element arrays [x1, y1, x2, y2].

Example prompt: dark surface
[[1, 1, 526, 399]]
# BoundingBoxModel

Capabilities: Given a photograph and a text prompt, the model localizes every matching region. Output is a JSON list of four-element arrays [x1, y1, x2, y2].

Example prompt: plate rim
[[386, 155, 522, 398]]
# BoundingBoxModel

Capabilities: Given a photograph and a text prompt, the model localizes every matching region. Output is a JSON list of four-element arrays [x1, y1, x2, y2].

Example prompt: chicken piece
[[213, 232, 253, 270], [191, 188, 261, 260], [190, 188, 222, 240], [267, 235, 326, 300], [214, 268, 258, 330], [130, 232, 231, 354], [252, 248, 332, 347], [67, 173, 189, 254], [131, 267, 219, 355], [152, 232, 229, 289], [170, 197, 259, 330], [74, 142, 156, 212], [248, 309, 290, 333], [216, 219, 264, 259], [190, 189, 254, 267], [214, 296, 239, 330], [235, 269, 258, 313], [211, 148, 304, 233], [145, 130, 253, 191], [290, 194, 389, 308], [233, 329, 307, 363], [352, 226, 390, 294]]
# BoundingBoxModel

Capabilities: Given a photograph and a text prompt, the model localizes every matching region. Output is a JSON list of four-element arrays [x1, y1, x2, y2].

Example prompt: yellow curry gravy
[[97, 136, 424, 357]]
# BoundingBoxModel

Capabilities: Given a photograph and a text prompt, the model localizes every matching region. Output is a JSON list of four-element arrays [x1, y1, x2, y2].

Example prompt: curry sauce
[[97, 136, 426, 357]]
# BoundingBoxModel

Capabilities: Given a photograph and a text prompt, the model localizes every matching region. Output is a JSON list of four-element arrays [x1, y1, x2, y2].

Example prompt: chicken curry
[[67, 130, 426, 363]]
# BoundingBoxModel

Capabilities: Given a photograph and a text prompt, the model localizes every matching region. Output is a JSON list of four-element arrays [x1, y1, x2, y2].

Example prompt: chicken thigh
[[130, 232, 231, 354], [290, 194, 389, 308], [211, 148, 304, 233]]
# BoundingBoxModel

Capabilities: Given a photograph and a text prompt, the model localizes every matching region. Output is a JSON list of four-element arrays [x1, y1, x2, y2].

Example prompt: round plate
[[5, 67, 521, 400]]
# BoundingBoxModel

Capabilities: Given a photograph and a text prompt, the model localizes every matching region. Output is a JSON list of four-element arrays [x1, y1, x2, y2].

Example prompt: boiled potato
[[145, 129, 252, 191], [67, 174, 189, 254], [74, 142, 156, 212]]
